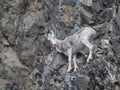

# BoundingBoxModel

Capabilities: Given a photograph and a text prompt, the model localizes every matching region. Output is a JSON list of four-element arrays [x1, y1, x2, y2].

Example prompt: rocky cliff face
[[0, 0, 120, 90]]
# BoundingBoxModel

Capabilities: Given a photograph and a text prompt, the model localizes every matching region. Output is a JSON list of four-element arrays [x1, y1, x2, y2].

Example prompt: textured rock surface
[[0, 0, 120, 90]]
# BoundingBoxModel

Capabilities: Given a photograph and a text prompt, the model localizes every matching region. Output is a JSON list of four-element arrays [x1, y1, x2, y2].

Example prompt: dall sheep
[[45, 25, 97, 72]]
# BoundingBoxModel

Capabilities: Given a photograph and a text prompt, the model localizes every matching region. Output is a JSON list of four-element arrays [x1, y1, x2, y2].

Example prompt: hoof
[[67, 68, 72, 72], [74, 69, 77, 72], [87, 57, 92, 62], [74, 67, 78, 72], [87, 59, 89, 62]]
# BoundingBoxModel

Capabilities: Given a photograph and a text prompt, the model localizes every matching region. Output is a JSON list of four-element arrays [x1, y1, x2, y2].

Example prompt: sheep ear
[[45, 26, 50, 37], [51, 24, 55, 30], [44, 30, 48, 38], [45, 32, 48, 37], [50, 30, 54, 35]]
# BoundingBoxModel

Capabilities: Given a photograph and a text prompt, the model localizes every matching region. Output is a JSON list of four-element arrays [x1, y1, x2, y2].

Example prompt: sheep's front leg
[[73, 55, 78, 72], [67, 48, 72, 72]]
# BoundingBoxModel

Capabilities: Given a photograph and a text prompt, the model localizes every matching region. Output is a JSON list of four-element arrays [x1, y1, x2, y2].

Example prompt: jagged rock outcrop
[[0, 0, 120, 90]]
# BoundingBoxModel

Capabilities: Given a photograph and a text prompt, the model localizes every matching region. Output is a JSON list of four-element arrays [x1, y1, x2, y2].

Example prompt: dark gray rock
[[0, 0, 120, 90]]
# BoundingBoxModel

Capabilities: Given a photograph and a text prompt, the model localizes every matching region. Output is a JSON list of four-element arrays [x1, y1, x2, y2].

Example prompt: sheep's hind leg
[[82, 40, 93, 62]]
